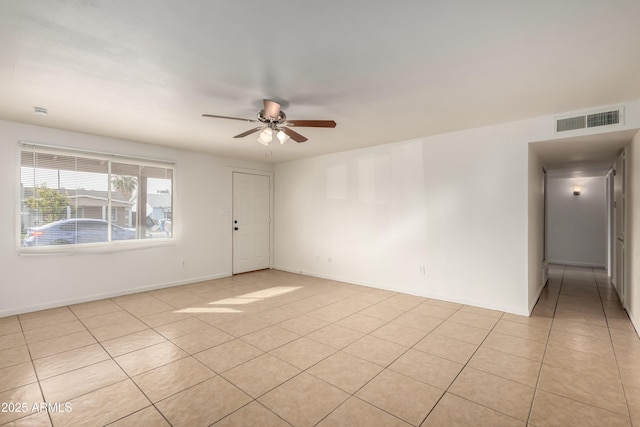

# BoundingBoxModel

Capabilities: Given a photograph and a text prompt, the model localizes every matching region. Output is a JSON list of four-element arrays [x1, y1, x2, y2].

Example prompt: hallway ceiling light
[[34, 106, 48, 116]]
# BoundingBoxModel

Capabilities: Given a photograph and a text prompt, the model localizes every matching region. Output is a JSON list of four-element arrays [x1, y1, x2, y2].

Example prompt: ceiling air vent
[[555, 106, 624, 133]]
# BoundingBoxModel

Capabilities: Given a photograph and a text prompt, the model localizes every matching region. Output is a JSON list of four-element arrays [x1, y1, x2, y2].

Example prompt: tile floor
[[0, 265, 638, 426]]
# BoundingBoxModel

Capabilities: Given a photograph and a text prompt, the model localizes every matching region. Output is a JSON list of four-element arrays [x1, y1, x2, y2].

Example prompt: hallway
[[526, 264, 639, 426]]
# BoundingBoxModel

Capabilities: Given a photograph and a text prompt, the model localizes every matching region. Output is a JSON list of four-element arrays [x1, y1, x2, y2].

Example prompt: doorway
[[528, 129, 635, 310], [232, 172, 271, 274]]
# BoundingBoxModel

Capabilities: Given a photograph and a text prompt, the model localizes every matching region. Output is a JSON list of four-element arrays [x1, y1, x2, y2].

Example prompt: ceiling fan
[[203, 99, 336, 145]]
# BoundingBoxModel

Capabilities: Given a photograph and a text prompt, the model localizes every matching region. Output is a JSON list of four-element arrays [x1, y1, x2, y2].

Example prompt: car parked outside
[[23, 218, 138, 247]]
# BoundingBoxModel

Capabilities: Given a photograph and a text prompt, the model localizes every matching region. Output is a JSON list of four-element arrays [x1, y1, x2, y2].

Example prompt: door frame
[[230, 167, 274, 274], [611, 150, 627, 307]]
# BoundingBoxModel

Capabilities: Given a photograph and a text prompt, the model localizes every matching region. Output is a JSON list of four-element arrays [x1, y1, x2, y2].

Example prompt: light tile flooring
[[0, 265, 638, 426]]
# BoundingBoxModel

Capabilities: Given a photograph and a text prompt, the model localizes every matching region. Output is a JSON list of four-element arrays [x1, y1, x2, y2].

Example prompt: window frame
[[17, 142, 176, 255]]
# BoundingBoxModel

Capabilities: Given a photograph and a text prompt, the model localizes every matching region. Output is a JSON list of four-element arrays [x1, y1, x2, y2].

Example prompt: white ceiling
[[1, 1, 639, 165]]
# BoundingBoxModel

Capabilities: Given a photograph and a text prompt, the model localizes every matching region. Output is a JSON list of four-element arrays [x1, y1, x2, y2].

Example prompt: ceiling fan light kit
[[276, 130, 289, 144], [203, 99, 336, 146], [257, 128, 272, 146]]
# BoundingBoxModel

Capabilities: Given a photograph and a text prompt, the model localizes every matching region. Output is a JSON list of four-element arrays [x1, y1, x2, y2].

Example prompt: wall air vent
[[555, 106, 624, 133], [587, 110, 619, 128], [556, 116, 586, 132]]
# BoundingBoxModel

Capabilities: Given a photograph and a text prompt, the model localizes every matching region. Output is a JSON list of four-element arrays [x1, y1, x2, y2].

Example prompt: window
[[20, 143, 174, 250]]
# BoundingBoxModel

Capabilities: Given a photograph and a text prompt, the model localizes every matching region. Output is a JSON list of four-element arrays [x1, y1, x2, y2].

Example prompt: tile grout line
[[310, 304, 454, 426], [15, 313, 55, 427], [205, 291, 415, 426], [100, 303, 228, 427], [593, 266, 635, 424], [114, 276, 356, 425], [310, 299, 511, 426], [415, 308, 535, 426], [61, 302, 177, 426], [215, 291, 437, 426], [69, 304, 176, 427], [524, 264, 565, 426], [226, 298, 407, 424], [121, 275, 395, 426]]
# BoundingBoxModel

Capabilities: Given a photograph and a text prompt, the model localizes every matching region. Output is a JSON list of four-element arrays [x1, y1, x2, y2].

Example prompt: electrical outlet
[[328, 256, 332, 263], [419, 265, 426, 275]]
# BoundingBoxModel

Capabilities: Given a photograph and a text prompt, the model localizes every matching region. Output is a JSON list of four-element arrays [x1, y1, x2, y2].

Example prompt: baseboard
[[546, 259, 606, 268], [629, 310, 640, 339], [273, 265, 529, 316], [528, 280, 548, 315], [527, 260, 550, 314], [273, 265, 378, 290], [0, 272, 232, 318]]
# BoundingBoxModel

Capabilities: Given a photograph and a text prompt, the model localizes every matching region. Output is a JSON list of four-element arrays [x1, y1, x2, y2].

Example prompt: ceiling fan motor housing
[[258, 109, 286, 125]]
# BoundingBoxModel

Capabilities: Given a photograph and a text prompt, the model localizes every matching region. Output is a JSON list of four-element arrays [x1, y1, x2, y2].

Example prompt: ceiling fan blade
[[263, 99, 281, 121], [282, 127, 308, 143], [233, 127, 263, 138], [285, 120, 336, 128], [202, 114, 257, 123]]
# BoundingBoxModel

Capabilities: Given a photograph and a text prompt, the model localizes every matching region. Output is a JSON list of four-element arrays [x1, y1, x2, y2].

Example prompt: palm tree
[[111, 175, 137, 200]]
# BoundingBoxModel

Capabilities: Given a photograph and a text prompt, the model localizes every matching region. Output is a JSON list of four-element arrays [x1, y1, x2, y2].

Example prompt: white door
[[233, 172, 271, 274]]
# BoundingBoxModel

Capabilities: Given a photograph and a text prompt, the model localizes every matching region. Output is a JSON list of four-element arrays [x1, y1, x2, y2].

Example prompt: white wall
[[527, 147, 545, 311], [274, 100, 640, 316], [275, 118, 552, 315], [546, 175, 607, 267], [627, 130, 640, 332], [0, 120, 272, 316]]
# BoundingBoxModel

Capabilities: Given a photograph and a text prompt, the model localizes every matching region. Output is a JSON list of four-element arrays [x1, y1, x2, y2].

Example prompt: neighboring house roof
[[22, 187, 131, 204], [22, 187, 171, 212], [67, 195, 132, 208], [59, 188, 130, 203]]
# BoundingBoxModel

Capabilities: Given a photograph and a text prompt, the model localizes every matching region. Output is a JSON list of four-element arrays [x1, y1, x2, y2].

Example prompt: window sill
[[18, 238, 175, 256]]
